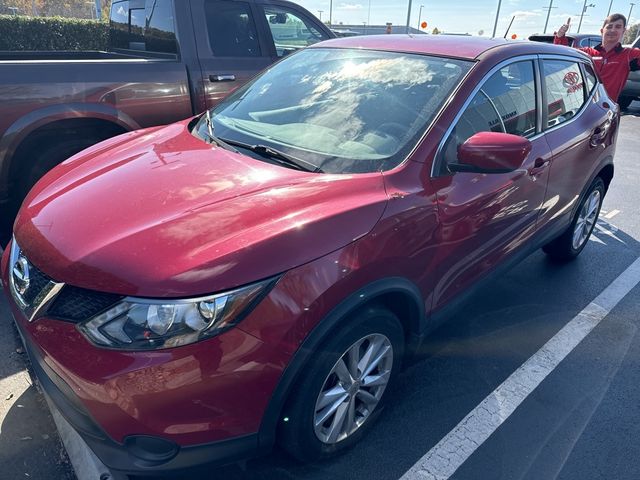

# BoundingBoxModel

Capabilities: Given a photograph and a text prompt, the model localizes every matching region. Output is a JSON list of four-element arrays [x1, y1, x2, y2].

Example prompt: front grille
[[48, 286, 123, 322], [20, 263, 51, 306], [9, 239, 123, 323]]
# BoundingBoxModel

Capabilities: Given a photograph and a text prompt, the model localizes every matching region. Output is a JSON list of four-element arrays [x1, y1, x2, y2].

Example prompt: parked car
[[528, 33, 602, 48], [0, 0, 334, 243], [2, 35, 618, 477], [618, 35, 640, 109]]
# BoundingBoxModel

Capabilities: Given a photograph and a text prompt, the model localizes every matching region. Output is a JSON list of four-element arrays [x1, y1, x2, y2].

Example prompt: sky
[[293, 0, 638, 38]]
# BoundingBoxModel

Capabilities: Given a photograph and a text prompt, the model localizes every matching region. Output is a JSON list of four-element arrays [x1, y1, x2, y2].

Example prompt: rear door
[[191, 0, 274, 108], [535, 57, 614, 234], [431, 57, 552, 309]]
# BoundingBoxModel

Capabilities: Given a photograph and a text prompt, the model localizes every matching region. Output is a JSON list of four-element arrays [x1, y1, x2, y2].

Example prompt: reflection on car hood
[[14, 121, 388, 297]]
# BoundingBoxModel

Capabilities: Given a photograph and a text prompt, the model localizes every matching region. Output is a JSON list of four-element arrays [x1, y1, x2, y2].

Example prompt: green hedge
[[0, 15, 109, 51]]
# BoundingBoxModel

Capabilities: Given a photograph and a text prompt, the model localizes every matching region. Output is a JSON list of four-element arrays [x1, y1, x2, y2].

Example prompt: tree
[[623, 23, 639, 45], [0, 0, 106, 19], [478, 29, 485, 36], [432, 27, 440, 35]]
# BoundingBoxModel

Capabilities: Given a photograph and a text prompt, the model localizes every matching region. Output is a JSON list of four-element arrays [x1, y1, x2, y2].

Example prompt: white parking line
[[604, 209, 621, 219], [401, 257, 640, 480]]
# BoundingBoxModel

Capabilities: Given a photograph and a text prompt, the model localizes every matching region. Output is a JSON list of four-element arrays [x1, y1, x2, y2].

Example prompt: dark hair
[[603, 13, 627, 28]]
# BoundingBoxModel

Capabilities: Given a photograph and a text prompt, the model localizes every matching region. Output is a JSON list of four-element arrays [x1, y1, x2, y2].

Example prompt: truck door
[[253, 1, 333, 60], [191, 0, 274, 109]]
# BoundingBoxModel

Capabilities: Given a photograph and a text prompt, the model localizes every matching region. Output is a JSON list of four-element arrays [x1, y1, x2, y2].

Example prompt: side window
[[543, 60, 587, 127], [583, 63, 597, 94], [588, 37, 601, 48], [144, 0, 177, 54], [109, 0, 177, 56], [262, 6, 328, 57], [205, 1, 261, 57], [441, 61, 536, 167]]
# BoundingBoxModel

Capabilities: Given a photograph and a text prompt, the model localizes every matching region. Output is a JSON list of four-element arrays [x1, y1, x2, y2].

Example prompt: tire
[[278, 306, 405, 462], [542, 177, 605, 262], [618, 96, 633, 110], [18, 137, 97, 200]]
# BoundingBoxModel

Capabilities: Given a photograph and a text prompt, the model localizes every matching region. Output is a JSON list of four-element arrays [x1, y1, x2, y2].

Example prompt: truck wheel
[[542, 177, 604, 262], [618, 96, 633, 110], [19, 137, 97, 199], [278, 306, 404, 462]]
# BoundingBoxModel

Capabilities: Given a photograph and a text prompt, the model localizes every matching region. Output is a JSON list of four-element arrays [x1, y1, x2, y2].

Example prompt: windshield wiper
[[217, 137, 323, 173], [199, 111, 238, 153]]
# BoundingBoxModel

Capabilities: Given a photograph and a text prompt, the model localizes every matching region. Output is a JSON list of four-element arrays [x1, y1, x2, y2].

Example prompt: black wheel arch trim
[[256, 276, 426, 452]]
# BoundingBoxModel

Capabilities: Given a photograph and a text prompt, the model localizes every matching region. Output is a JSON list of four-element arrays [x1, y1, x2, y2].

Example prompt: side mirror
[[269, 13, 288, 24], [449, 131, 532, 174]]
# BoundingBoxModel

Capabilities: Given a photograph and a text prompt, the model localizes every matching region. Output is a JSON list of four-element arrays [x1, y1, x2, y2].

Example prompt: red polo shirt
[[554, 36, 640, 102]]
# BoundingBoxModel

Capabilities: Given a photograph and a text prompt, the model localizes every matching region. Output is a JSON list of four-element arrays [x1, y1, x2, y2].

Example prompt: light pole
[[363, 21, 367, 34], [578, 1, 595, 33], [629, 3, 636, 22], [543, 0, 556, 34], [329, 0, 333, 26], [406, 0, 413, 34], [607, 0, 614, 17], [417, 4, 424, 30], [367, 0, 371, 31], [492, 0, 503, 38], [318, 10, 323, 22]]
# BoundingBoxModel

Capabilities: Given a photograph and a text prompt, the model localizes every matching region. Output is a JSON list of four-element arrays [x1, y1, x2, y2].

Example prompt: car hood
[[14, 121, 388, 297]]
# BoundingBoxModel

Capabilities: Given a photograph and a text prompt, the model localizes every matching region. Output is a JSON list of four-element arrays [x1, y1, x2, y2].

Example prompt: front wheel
[[542, 177, 605, 262], [278, 306, 404, 462]]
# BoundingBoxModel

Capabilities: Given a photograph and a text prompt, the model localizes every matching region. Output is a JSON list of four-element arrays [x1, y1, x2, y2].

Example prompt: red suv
[[1, 35, 618, 477]]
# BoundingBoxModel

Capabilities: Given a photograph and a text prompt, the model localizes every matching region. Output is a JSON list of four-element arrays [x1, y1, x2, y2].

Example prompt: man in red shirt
[[554, 14, 640, 104]]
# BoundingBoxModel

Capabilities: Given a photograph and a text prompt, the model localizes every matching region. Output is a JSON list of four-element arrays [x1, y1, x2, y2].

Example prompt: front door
[[431, 59, 552, 309]]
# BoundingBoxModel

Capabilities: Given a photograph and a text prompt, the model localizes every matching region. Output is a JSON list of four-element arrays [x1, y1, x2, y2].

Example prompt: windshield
[[195, 48, 472, 174]]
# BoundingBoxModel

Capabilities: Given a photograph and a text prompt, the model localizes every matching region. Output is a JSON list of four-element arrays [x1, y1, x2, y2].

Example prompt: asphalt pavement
[[1, 102, 639, 480]]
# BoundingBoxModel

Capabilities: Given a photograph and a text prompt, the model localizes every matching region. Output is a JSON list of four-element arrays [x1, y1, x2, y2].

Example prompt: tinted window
[[442, 61, 537, 167], [205, 1, 261, 57], [262, 6, 329, 57], [200, 48, 471, 173], [543, 60, 586, 127], [145, 0, 177, 54], [110, 0, 177, 55]]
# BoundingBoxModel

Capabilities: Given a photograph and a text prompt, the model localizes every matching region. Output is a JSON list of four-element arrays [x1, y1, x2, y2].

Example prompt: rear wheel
[[542, 177, 604, 262], [278, 306, 404, 462], [618, 96, 633, 110]]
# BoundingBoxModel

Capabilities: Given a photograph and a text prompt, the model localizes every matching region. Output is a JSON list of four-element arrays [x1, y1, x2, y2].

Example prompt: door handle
[[590, 125, 608, 147], [528, 158, 550, 177], [209, 74, 236, 82]]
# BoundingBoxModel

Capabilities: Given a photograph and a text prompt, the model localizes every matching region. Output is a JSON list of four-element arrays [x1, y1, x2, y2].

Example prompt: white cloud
[[512, 10, 542, 18], [337, 3, 364, 10]]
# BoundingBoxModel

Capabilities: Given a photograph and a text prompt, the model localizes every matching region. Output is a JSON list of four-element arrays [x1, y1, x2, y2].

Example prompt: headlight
[[78, 277, 278, 350]]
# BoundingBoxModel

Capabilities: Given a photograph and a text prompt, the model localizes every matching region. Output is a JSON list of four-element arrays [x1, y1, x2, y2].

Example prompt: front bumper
[[11, 310, 265, 475]]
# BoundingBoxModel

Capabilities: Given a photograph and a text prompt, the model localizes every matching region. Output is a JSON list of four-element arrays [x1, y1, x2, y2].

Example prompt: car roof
[[311, 34, 589, 61], [529, 33, 600, 41]]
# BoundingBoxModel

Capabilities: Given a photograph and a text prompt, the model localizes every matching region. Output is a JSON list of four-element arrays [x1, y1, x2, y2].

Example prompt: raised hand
[[557, 17, 571, 37]]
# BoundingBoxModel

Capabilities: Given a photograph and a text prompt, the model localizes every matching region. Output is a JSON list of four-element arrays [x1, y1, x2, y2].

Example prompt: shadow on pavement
[[0, 386, 74, 479]]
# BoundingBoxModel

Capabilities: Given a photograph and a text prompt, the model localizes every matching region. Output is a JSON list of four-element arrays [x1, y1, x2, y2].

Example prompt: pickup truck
[[0, 0, 333, 242], [619, 36, 640, 109]]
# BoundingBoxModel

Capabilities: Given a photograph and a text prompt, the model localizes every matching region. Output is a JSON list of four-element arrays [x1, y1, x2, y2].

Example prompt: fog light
[[124, 435, 179, 465]]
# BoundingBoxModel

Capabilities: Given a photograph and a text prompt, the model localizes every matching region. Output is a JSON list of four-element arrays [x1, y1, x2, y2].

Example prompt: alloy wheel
[[572, 189, 601, 250], [313, 333, 393, 444]]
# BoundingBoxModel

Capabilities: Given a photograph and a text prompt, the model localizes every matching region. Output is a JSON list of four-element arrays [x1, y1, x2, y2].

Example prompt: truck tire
[[18, 137, 97, 200]]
